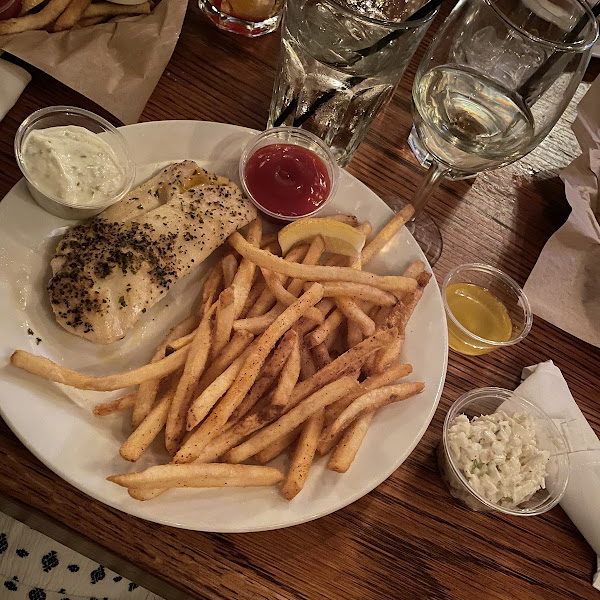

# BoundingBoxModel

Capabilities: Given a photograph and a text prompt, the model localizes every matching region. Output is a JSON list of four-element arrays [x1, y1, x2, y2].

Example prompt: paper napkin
[[517, 360, 600, 589], [0, 58, 30, 122], [522, 76, 600, 348]]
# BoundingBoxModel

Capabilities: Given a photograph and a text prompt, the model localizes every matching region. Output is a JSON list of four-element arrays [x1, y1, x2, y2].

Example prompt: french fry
[[226, 330, 297, 425], [373, 335, 405, 374], [347, 320, 363, 349], [254, 426, 301, 463], [269, 330, 301, 414], [374, 305, 392, 328], [165, 305, 215, 453], [74, 15, 107, 26], [289, 328, 397, 415], [128, 487, 165, 501], [326, 382, 425, 442], [178, 284, 325, 456], [195, 330, 254, 393], [93, 392, 136, 416], [311, 343, 331, 370], [233, 304, 283, 335], [384, 272, 431, 335], [83, 1, 151, 18], [212, 287, 235, 360], [323, 362, 413, 427], [328, 411, 374, 473], [231, 218, 262, 318], [238, 280, 265, 319], [285, 235, 326, 296], [360, 204, 415, 266], [245, 245, 309, 318], [336, 298, 375, 337], [53, 0, 92, 31], [224, 376, 357, 464], [315, 297, 336, 318], [235, 239, 326, 335], [402, 260, 425, 281], [10, 345, 190, 391], [229, 232, 417, 292], [164, 330, 196, 353], [221, 254, 238, 288], [317, 282, 397, 306], [365, 270, 430, 376], [307, 309, 344, 348], [356, 221, 372, 238], [132, 314, 197, 428], [0, 0, 71, 34], [120, 390, 174, 462], [299, 337, 317, 381], [185, 354, 245, 432], [201, 263, 223, 317], [319, 363, 413, 455], [281, 409, 325, 500], [323, 327, 339, 356], [108, 463, 283, 490], [261, 268, 324, 324]]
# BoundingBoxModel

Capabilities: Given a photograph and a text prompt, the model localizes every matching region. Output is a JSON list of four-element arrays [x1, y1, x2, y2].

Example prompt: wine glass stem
[[412, 160, 449, 219]]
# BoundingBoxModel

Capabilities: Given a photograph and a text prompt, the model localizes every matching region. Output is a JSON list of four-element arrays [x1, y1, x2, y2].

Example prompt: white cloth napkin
[[0, 58, 30, 122], [517, 360, 600, 589], [523, 76, 600, 348]]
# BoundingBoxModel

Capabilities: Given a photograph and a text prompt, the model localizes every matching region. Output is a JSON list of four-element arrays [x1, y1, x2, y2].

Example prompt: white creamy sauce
[[447, 411, 550, 508], [22, 126, 125, 205]]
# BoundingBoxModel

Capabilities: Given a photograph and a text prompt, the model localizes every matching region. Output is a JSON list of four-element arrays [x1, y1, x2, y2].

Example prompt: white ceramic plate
[[0, 121, 447, 532]]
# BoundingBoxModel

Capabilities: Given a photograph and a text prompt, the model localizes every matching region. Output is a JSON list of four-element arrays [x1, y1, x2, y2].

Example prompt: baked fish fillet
[[48, 161, 257, 344]]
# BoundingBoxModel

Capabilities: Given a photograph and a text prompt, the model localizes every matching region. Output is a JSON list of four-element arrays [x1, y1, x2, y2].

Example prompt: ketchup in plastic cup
[[240, 127, 338, 222]]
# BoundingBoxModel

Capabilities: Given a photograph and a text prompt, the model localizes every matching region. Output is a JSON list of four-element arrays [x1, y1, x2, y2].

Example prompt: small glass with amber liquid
[[442, 264, 532, 356], [198, 0, 283, 37]]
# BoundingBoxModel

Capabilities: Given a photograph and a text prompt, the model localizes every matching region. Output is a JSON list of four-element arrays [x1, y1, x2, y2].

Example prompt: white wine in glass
[[406, 0, 599, 265]]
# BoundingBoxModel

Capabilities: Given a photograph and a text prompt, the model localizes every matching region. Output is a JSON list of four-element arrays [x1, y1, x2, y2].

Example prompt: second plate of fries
[[0, 121, 448, 532]]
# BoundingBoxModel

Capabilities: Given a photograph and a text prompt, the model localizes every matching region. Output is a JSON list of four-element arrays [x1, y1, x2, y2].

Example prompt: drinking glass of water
[[406, 0, 598, 264], [268, 0, 439, 167]]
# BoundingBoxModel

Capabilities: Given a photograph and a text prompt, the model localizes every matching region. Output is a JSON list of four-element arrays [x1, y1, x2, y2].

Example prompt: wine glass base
[[386, 198, 443, 266]]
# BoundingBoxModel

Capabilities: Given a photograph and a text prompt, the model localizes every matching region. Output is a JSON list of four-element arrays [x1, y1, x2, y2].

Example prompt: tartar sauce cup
[[239, 126, 339, 222], [14, 106, 134, 219], [438, 387, 570, 516]]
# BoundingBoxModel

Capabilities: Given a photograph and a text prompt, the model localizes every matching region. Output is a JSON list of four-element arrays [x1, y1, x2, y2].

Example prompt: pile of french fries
[[0, 0, 153, 35], [11, 204, 431, 501]]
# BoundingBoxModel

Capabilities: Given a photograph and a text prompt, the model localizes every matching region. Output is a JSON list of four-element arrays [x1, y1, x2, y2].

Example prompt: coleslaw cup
[[438, 387, 570, 515]]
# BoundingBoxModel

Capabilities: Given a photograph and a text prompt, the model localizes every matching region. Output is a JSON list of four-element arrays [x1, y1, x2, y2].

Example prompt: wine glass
[[404, 0, 599, 264]]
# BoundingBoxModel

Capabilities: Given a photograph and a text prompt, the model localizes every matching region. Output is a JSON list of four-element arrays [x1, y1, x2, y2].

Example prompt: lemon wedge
[[278, 218, 366, 258]]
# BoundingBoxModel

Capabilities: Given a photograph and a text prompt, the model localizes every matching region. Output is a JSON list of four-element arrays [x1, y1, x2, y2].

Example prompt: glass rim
[[14, 105, 134, 210], [442, 263, 533, 347], [442, 387, 570, 515], [324, 0, 439, 29], [482, 0, 599, 52]]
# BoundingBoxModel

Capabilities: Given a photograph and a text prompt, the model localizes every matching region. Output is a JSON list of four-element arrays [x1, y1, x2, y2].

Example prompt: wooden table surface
[[1, 3, 599, 599]]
